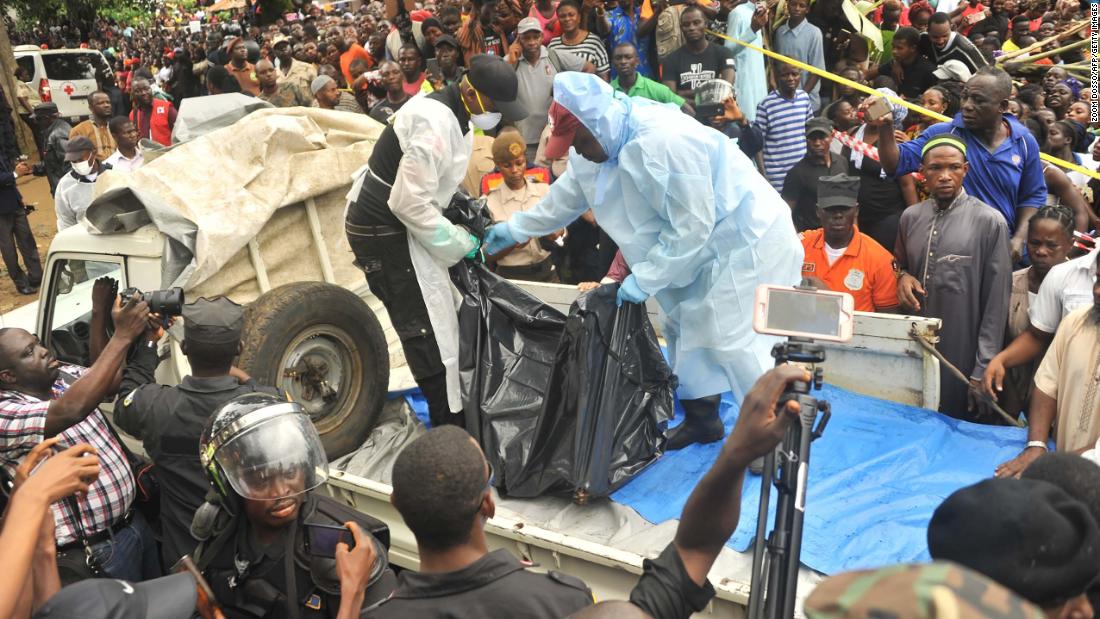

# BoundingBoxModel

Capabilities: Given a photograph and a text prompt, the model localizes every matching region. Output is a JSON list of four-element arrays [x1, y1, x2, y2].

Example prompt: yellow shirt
[[484, 178, 551, 267], [1034, 306, 1100, 452]]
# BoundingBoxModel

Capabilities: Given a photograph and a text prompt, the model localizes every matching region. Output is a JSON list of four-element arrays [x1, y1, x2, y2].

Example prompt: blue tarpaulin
[[610, 385, 1029, 575], [403, 384, 1028, 575]]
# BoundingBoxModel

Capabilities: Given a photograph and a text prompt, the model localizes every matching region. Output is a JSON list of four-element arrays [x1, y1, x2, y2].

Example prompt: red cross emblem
[[62, 83, 75, 95]]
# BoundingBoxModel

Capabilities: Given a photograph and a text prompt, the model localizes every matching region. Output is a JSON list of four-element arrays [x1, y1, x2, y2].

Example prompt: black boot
[[666, 395, 724, 450], [419, 372, 461, 428]]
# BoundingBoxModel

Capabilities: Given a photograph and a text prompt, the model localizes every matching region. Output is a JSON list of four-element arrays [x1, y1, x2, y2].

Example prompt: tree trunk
[[0, 17, 38, 161]]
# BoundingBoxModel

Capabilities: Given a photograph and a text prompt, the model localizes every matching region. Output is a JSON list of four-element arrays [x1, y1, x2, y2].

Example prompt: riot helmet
[[200, 392, 329, 501]]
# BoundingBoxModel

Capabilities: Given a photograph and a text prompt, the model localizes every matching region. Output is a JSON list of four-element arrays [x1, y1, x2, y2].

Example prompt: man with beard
[[68, 91, 115, 162], [129, 77, 176, 146], [997, 252, 1100, 469], [891, 135, 1012, 421]]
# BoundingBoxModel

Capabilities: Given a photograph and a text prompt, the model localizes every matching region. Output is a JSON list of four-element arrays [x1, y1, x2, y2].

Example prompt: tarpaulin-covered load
[[451, 254, 674, 502], [82, 106, 385, 302], [507, 286, 676, 502]]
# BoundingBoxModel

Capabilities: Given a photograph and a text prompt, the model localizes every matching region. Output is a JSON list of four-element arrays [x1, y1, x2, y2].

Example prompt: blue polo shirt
[[895, 113, 1046, 232]]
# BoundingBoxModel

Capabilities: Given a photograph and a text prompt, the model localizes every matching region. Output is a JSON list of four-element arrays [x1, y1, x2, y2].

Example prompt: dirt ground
[[1, 175, 56, 314]]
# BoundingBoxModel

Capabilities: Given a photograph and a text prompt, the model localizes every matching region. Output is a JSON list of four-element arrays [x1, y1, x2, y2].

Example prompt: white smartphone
[[752, 285, 855, 343]]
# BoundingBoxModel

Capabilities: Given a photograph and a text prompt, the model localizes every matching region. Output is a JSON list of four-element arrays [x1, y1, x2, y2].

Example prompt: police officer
[[344, 54, 528, 428], [115, 296, 281, 571], [373, 426, 593, 618], [192, 393, 396, 618]]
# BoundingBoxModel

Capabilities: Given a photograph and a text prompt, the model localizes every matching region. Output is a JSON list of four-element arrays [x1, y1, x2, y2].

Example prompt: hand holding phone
[[752, 285, 855, 342], [305, 523, 355, 558]]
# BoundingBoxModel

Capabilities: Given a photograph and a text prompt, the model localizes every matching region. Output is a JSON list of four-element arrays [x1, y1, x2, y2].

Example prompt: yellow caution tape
[[708, 29, 1100, 181]]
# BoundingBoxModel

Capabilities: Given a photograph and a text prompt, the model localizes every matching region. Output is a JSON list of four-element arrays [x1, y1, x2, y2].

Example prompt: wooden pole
[[0, 17, 37, 161], [997, 18, 1086, 61]]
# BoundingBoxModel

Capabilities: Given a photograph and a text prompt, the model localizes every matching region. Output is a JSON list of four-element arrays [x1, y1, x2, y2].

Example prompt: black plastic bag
[[450, 261, 567, 488], [505, 285, 675, 502], [445, 193, 674, 503]]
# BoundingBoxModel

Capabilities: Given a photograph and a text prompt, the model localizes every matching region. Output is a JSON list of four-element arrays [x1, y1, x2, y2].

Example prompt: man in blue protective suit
[[483, 72, 803, 450]]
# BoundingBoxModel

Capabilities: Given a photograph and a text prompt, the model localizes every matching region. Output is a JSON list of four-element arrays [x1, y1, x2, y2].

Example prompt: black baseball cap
[[817, 174, 860, 209], [466, 54, 527, 122], [806, 117, 834, 138], [434, 34, 460, 50], [183, 296, 244, 345], [33, 573, 198, 619], [64, 136, 96, 161]]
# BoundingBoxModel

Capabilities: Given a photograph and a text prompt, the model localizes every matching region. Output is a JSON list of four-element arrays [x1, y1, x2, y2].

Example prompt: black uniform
[[629, 543, 716, 619], [115, 343, 280, 571], [196, 493, 396, 619], [32, 118, 72, 194], [370, 549, 593, 618], [0, 155, 40, 291], [344, 83, 471, 425]]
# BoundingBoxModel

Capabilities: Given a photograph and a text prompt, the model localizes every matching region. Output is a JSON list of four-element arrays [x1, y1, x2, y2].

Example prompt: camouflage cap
[[804, 562, 1046, 619]]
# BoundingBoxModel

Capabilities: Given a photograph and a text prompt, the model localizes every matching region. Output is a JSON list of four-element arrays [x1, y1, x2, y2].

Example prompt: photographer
[[0, 295, 160, 583], [114, 296, 281, 571]]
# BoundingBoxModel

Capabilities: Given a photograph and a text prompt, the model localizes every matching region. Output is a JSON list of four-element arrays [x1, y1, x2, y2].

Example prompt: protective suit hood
[[552, 72, 636, 202]]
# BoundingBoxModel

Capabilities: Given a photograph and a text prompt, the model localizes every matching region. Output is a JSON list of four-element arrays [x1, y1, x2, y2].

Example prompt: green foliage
[[7, 0, 162, 29]]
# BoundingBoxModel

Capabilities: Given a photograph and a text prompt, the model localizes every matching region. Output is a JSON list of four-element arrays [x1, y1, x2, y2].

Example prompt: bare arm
[[44, 298, 149, 437], [982, 325, 1053, 398], [994, 387, 1056, 477], [674, 366, 810, 585], [1009, 206, 1037, 264], [899, 174, 919, 207], [1044, 165, 1097, 231], [87, 277, 117, 364]]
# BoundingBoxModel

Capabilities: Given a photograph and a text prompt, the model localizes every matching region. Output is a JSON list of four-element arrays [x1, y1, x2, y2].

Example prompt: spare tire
[[238, 282, 389, 459]]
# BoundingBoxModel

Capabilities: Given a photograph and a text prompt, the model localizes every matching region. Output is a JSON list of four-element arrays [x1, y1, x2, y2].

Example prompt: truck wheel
[[238, 282, 389, 459]]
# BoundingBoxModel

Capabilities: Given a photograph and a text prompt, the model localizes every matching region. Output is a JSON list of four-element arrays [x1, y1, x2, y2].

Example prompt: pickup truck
[[1, 106, 942, 614]]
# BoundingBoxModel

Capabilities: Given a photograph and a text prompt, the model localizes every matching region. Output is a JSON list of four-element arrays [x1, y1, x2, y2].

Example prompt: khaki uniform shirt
[[485, 179, 551, 267], [1034, 306, 1100, 453], [258, 81, 313, 108], [278, 59, 318, 96]]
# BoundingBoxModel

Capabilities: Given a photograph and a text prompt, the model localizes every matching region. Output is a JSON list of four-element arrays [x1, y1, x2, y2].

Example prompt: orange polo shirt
[[799, 227, 899, 312]]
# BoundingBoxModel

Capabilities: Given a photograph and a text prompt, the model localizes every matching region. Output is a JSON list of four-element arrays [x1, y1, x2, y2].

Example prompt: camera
[[120, 287, 185, 316]]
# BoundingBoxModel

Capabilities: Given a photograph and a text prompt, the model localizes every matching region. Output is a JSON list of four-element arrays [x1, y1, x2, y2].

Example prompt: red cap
[[544, 102, 581, 160]]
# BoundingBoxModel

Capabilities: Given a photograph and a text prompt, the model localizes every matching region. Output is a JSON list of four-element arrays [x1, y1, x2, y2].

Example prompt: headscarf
[[1060, 77, 1082, 100]]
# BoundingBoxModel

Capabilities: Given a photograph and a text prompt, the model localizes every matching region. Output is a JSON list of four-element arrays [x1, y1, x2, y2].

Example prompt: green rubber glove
[[465, 231, 482, 261]]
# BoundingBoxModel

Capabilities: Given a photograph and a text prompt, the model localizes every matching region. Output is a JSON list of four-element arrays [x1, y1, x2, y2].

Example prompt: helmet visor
[[213, 411, 329, 500]]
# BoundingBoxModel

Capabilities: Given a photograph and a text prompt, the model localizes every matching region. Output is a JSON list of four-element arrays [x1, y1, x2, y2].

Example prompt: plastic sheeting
[[449, 260, 567, 488], [450, 254, 675, 501], [612, 385, 1029, 575], [505, 286, 675, 501], [82, 105, 385, 297]]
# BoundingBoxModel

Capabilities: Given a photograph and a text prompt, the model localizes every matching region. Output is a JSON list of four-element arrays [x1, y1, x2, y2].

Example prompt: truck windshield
[[41, 53, 109, 81]]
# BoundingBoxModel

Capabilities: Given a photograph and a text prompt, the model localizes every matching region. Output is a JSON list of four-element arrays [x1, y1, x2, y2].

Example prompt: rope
[[707, 28, 1100, 182], [907, 325, 1024, 427]]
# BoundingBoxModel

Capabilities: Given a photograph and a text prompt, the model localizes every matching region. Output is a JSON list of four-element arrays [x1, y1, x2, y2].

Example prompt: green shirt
[[611, 74, 685, 107]]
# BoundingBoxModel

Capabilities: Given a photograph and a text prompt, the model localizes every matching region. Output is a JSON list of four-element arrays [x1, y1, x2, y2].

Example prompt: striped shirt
[[547, 32, 610, 75], [0, 365, 135, 547], [752, 90, 814, 192]]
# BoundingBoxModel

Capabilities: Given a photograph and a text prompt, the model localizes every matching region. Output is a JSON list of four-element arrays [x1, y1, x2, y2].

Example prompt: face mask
[[470, 111, 503, 131], [465, 85, 502, 130], [71, 159, 94, 176]]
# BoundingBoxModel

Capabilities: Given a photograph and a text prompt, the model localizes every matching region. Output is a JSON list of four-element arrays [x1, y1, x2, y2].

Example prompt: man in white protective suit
[[484, 72, 803, 449], [344, 54, 528, 428]]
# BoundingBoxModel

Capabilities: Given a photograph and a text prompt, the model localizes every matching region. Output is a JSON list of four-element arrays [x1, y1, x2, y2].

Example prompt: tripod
[[746, 339, 831, 619]]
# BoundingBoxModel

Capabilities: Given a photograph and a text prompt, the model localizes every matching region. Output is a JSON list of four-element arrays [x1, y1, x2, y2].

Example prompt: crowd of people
[[0, 0, 1098, 616]]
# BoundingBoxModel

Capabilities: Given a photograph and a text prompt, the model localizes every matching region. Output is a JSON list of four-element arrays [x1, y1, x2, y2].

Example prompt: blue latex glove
[[483, 223, 517, 255], [616, 275, 649, 307], [464, 232, 482, 261]]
